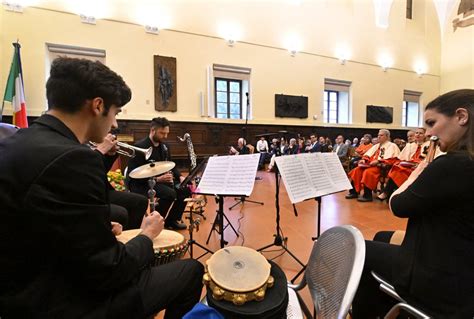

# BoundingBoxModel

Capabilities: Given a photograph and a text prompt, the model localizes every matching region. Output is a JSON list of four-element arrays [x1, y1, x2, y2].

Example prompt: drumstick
[[163, 200, 176, 220]]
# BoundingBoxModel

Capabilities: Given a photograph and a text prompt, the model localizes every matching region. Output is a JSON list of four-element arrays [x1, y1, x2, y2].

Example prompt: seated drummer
[[0, 57, 203, 318], [127, 117, 190, 230]]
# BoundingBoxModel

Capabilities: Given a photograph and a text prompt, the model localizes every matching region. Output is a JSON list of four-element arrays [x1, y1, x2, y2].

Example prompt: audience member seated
[[333, 134, 349, 161], [378, 127, 443, 200], [318, 136, 330, 152], [349, 134, 373, 169], [325, 137, 333, 152], [297, 136, 305, 154], [229, 137, 249, 155], [287, 138, 299, 154], [305, 134, 322, 153], [267, 138, 281, 171], [256, 136, 271, 169], [352, 89, 474, 318], [127, 117, 190, 230], [351, 137, 359, 148], [346, 129, 400, 202]]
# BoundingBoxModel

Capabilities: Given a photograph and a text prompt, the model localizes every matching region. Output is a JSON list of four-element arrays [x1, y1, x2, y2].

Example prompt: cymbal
[[129, 161, 175, 179]]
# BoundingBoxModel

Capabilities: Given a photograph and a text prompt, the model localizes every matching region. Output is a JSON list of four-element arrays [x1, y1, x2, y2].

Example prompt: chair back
[[305, 225, 365, 319], [0, 123, 19, 140]]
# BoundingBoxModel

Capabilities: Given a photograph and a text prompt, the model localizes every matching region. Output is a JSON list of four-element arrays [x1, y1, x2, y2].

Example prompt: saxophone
[[177, 133, 197, 171]]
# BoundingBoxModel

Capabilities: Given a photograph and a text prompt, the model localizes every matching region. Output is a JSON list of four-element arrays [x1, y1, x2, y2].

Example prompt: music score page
[[196, 153, 260, 196], [275, 152, 351, 203]]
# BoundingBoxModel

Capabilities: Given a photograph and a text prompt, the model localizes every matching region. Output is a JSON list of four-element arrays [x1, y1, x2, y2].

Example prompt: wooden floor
[[155, 169, 407, 318]]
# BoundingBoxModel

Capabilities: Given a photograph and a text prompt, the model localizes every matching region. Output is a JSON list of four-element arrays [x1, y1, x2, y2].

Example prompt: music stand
[[205, 195, 240, 248], [195, 153, 260, 248], [181, 158, 214, 259], [257, 165, 306, 269], [271, 152, 352, 283]]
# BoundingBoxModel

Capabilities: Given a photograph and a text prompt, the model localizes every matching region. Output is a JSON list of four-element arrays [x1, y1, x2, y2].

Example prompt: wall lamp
[[80, 14, 96, 25], [145, 25, 159, 35]]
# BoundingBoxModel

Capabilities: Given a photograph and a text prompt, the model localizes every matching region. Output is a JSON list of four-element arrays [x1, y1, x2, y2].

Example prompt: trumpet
[[89, 141, 152, 160]]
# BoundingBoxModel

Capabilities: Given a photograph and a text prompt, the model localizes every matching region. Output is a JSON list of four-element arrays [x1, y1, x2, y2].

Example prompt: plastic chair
[[371, 271, 431, 319], [287, 225, 366, 319]]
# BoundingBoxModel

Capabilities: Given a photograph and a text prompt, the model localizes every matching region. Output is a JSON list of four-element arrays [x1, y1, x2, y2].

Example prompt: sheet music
[[275, 152, 351, 203], [196, 153, 260, 196]]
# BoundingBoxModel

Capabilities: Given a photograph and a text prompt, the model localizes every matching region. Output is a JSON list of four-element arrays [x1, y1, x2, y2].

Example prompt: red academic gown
[[348, 141, 400, 192]]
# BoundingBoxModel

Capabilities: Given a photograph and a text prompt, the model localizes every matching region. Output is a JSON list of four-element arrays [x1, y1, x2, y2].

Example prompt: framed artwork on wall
[[154, 55, 177, 112]]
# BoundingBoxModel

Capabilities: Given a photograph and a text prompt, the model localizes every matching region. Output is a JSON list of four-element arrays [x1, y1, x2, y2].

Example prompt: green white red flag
[[2, 42, 28, 128]]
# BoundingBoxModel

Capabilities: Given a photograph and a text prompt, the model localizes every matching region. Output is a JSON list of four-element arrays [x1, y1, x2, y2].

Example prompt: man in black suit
[[127, 117, 189, 230], [0, 57, 203, 319]]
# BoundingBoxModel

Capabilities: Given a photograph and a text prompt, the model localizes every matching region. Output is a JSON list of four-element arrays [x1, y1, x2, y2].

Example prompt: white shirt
[[256, 140, 269, 152]]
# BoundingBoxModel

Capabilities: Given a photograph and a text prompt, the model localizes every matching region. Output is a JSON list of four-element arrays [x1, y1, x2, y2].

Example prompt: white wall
[[1, 3, 443, 130]]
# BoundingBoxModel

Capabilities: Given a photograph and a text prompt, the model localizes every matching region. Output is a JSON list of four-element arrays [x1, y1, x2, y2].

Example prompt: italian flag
[[2, 42, 28, 128]]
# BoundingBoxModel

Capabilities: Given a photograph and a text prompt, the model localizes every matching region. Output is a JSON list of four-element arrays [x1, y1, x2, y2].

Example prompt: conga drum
[[204, 246, 288, 319], [116, 229, 188, 266]]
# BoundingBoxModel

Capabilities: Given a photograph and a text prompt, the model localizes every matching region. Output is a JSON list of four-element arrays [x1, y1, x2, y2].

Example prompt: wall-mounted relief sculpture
[[453, 0, 474, 31], [154, 55, 177, 112]]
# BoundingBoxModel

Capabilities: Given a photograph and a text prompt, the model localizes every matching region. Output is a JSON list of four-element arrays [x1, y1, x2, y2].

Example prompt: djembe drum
[[203, 246, 288, 319], [116, 229, 188, 266]]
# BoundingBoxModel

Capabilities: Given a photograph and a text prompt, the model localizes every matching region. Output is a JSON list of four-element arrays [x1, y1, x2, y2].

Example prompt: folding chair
[[287, 225, 365, 319], [371, 271, 431, 319]]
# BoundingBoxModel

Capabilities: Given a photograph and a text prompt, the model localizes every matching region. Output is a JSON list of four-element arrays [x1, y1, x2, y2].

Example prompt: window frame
[[323, 89, 339, 124], [214, 77, 243, 119]]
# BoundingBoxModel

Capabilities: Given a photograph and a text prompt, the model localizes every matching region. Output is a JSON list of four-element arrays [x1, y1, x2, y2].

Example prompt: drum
[[205, 255, 288, 319], [116, 229, 188, 266], [203, 246, 273, 305]]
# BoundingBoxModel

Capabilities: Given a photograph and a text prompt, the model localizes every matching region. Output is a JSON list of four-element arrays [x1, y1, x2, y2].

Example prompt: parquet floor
[[155, 169, 407, 318]]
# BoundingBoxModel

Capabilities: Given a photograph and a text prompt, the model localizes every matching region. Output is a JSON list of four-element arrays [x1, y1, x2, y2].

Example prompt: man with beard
[[127, 117, 188, 230]]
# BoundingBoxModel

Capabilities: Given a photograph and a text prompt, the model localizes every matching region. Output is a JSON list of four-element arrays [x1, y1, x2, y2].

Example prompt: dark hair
[[425, 89, 474, 156], [46, 57, 131, 114], [150, 117, 170, 129]]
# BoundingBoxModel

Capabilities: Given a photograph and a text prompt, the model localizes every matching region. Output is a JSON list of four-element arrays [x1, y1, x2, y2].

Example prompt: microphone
[[245, 92, 248, 97]]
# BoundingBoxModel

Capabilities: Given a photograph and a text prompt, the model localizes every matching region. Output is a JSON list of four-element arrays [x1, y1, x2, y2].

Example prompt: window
[[323, 79, 351, 124], [45, 43, 106, 110], [209, 64, 251, 119], [215, 78, 242, 119], [406, 0, 413, 19], [402, 90, 421, 127]]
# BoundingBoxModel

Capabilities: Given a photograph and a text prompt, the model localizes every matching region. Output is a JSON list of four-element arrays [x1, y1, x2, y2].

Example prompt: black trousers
[[128, 181, 191, 224], [153, 183, 191, 225], [107, 259, 204, 319], [109, 190, 148, 230], [352, 240, 399, 318]]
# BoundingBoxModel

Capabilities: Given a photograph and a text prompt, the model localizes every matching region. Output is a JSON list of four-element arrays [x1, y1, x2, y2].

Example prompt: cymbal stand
[[257, 166, 305, 273], [147, 177, 158, 213], [185, 198, 213, 260]]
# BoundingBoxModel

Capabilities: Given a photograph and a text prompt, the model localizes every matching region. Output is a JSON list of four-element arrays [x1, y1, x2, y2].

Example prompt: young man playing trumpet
[[0, 57, 203, 318]]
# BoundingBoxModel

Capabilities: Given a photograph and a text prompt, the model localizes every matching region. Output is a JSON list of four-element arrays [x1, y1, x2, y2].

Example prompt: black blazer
[[390, 152, 474, 318], [127, 137, 181, 195], [0, 115, 154, 318]]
